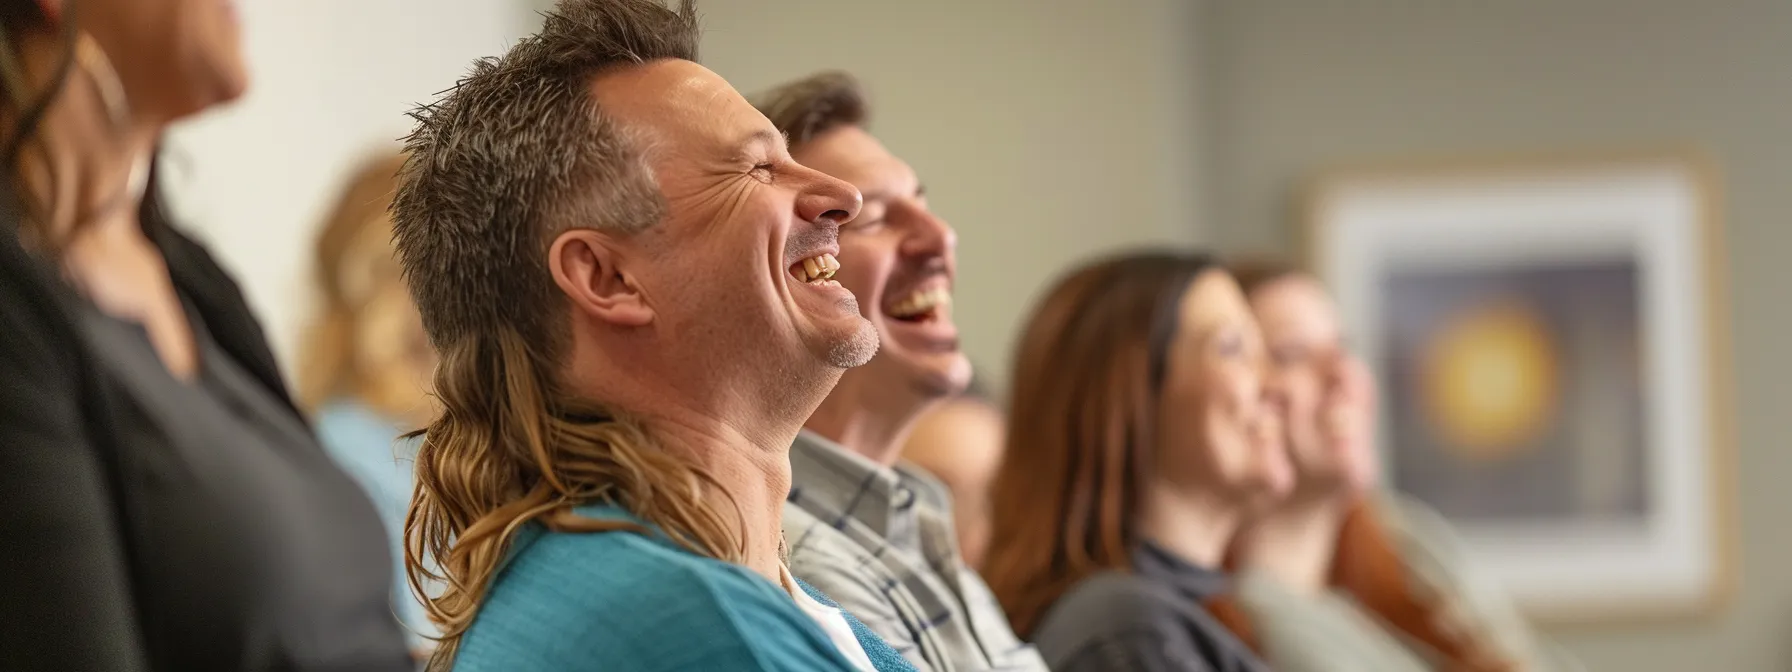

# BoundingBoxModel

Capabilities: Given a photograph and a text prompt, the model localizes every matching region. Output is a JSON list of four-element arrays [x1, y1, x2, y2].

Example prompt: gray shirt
[[77, 302, 409, 671], [783, 430, 1046, 672], [1031, 541, 1269, 672]]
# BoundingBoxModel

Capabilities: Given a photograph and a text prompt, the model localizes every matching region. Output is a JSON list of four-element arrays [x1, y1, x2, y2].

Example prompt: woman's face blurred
[[79, 0, 248, 123], [1156, 270, 1293, 500], [357, 276, 435, 381], [345, 223, 436, 385], [1249, 274, 1378, 494]]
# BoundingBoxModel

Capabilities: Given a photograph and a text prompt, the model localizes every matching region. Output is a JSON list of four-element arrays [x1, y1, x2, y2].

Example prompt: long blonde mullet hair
[[389, 1, 716, 666], [406, 326, 748, 669]]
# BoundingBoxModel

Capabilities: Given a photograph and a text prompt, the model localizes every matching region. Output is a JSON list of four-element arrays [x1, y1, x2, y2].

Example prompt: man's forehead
[[590, 59, 770, 150], [797, 126, 915, 198]]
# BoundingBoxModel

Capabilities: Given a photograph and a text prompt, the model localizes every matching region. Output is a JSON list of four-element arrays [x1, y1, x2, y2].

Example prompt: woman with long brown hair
[[0, 0, 409, 670], [298, 151, 438, 653], [1222, 258, 1578, 672], [982, 250, 1291, 671]]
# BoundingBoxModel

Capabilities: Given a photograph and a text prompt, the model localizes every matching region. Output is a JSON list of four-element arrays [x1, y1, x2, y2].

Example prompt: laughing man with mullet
[[756, 72, 1048, 672], [390, 2, 917, 670]]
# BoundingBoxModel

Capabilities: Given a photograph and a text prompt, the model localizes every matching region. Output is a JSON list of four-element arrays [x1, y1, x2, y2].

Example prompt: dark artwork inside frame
[[1380, 255, 1648, 527]]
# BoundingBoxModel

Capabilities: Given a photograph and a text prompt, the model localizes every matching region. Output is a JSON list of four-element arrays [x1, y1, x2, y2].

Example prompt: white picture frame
[[1303, 152, 1735, 624]]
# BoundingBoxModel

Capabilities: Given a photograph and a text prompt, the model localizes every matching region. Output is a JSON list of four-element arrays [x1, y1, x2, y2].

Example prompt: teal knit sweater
[[450, 504, 913, 671]]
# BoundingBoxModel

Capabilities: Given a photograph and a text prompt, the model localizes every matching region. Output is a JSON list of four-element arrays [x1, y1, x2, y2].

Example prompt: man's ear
[[549, 230, 653, 328]]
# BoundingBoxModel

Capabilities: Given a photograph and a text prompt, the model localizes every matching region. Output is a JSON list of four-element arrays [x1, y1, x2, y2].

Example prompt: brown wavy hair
[[1227, 257, 1514, 671], [386, 1, 738, 669], [983, 249, 1227, 637], [295, 152, 410, 409]]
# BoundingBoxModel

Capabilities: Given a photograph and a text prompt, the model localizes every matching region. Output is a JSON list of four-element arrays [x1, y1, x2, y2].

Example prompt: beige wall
[[700, 0, 1206, 390], [168, 0, 536, 368], [170, 0, 1204, 392], [1203, 2, 1792, 670]]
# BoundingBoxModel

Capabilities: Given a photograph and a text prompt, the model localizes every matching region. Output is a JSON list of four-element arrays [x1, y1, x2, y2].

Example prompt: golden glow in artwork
[[1418, 300, 1561, 460]]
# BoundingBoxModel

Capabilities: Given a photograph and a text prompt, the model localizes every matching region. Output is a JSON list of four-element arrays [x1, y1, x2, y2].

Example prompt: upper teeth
[[889, 287, 951, 318], [797, 253, 839, 282]]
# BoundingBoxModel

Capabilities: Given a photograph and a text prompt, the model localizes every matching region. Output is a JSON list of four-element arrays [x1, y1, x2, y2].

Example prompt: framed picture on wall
[[1303, 151, 1734, 624]]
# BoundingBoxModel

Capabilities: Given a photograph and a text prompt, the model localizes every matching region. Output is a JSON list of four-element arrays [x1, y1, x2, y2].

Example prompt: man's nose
[[795, 167, 862, 226]]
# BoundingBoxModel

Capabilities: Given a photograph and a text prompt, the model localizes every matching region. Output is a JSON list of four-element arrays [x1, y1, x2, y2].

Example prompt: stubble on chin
[[824, 324, 880, 369]]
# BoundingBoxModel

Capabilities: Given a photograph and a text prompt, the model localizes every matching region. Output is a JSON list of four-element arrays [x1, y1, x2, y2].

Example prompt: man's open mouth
[[790, 253, 840, 285], [885, 286, 951, 323]]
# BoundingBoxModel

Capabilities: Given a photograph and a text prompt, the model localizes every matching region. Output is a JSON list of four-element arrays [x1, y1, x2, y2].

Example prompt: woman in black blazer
[[0, 1, 411, 670]]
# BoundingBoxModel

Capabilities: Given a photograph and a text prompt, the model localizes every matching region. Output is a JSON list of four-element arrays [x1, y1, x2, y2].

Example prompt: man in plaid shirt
[[754, 72, 1048, 672]]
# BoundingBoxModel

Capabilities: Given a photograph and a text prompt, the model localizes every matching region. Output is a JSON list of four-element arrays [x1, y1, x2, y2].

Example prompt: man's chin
[[882, 349, 971, 399], [817, 321, 880, 369]]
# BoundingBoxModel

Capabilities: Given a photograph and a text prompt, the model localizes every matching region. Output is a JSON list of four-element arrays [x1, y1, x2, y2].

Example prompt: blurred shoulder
[[1370, 490, 1475, 575], [312, 401, 396, 436], [1036, 571, 1183, 642], [1034, 572, 1258, 672]]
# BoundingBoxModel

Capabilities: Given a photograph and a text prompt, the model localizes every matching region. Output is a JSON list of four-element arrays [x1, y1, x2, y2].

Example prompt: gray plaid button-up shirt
[[783, 430, 1047, 672]]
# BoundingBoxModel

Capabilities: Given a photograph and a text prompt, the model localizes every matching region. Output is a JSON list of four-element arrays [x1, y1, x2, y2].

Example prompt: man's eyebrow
[[861, 177, 925, 203], [735, 128, 788, 156]]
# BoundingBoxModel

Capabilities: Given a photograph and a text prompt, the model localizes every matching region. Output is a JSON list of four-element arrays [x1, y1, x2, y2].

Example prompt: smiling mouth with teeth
[[792, 253, 841, 284], [887, 287, 952, 322]]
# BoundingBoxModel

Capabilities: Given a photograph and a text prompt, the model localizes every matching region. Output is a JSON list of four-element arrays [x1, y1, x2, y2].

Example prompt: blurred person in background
[[297, 151, 437, 655], [900, 373, 1004, 569], [392, 2, 912, 670], [982, 251, 1290, 672], [755, 71, 1046, 672], [0, 0, 411, 670], [1223, 258, 1577, 672]]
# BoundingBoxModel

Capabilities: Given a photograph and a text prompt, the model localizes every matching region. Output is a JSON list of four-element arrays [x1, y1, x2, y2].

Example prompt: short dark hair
[[391, 0, 699, 356], [753, 70, 870, 149]]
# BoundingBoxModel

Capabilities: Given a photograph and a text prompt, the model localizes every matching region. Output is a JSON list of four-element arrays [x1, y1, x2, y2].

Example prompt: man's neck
[[1135, 483, 1242, 569], [566, 321, 843, 584], [645, 412, 793, 584], [805, 370, 934, 467], [1234, 490, 1353, 594]]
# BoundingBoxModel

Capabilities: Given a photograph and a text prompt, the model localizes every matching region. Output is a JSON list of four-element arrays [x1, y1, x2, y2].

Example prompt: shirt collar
[[1133, 538, 1232, 600], [787, 429, 943, 545]]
